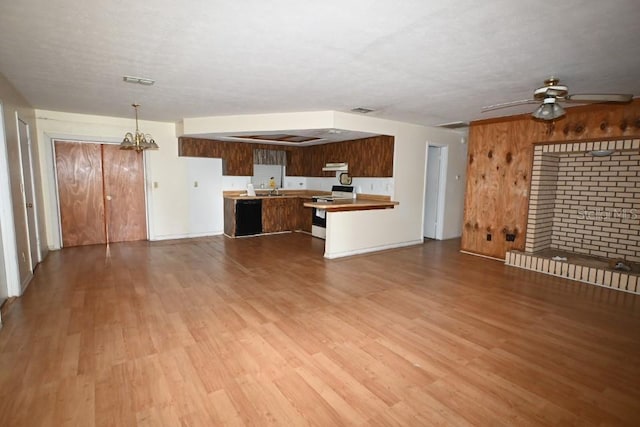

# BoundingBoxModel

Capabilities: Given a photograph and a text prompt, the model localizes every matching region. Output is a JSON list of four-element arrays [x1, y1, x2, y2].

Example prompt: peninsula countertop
[[222, 190, 398, 212], [303, 197, 398, 212]]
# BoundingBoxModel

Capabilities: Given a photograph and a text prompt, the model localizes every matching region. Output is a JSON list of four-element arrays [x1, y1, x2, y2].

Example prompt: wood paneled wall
[[178, 135, 394, 177], [462, 99, 640, 259]]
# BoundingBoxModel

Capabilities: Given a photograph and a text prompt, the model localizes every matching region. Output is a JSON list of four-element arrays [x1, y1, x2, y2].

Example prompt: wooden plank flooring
[[1, 234, 639, 426]]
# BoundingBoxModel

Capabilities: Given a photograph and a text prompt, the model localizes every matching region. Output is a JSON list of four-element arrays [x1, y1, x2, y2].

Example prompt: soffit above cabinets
[[194, 128, 383, 146], [232, 134, 322, 143]]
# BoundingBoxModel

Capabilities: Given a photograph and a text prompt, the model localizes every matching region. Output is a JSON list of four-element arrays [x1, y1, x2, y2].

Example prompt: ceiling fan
[[481, 77, 634, 120]]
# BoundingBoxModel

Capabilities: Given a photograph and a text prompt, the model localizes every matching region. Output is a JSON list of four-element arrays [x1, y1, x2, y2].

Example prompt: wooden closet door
[[102, 144, 147, 242], [55, 141, 106, 247]]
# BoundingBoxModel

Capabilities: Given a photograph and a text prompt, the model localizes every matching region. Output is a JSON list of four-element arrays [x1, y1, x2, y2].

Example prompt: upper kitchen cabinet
[[285, 147, 306, 176], [223, 142, 253, 176], [178, 137, 253, 175], [306, 135, 394, 177], [178, 134, 394, 177], [346, 135, 394, 177], [179, 137, 224, 158]]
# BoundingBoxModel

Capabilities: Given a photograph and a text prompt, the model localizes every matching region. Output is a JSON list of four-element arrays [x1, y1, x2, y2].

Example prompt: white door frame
[[423, 143, 448, 240], [0, 102, 22, 299], [17, 116, 41, 272]]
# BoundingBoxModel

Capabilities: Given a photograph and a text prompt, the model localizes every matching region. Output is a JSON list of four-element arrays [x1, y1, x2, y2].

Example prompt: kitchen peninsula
[[303, 197, 398, 212], [223, 190, 398, 250]]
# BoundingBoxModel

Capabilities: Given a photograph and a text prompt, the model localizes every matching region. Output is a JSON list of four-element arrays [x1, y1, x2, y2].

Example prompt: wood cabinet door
[[261, 198, 278, 233], [102, 145, 147, 243], [55, 141, 106, 247]]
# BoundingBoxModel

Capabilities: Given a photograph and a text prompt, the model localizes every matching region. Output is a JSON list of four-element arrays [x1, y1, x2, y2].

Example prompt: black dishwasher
[[235, 199, 263, 236]]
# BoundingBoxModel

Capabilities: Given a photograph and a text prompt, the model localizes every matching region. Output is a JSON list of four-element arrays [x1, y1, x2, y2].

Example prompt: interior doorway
[[17, 117, 40, 273], [424, 145, 448, 240], [54, 140, 147, 247]]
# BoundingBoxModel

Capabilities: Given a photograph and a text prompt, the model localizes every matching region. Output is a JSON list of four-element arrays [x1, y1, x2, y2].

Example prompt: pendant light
[[120, 103, 159, 152]]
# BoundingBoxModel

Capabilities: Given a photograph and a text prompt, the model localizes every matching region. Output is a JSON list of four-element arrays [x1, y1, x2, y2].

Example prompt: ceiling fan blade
[[564, 93, 633, 103], [481, 99, 538, 112]]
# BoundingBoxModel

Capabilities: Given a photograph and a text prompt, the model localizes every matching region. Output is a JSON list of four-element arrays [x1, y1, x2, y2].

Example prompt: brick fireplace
[[506, 138, 640, 294]]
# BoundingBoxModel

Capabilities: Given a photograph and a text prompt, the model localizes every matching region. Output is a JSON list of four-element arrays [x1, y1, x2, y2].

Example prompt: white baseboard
[[324, 239, 423, 259], [149, 231, 224, 241]]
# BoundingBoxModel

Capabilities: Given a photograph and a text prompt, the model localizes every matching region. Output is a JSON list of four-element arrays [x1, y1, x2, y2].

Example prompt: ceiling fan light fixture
[[532, 97, 565, 120]]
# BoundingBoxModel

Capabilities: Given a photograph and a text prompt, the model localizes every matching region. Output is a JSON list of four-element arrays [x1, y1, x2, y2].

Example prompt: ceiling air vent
[[351, 107, 375, 114], [123, 75, 155, 86], [437, 121, 469, 129]]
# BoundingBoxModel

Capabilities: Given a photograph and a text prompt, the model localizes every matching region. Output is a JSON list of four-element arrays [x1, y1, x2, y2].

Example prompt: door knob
[[106, 195, 112, 201]]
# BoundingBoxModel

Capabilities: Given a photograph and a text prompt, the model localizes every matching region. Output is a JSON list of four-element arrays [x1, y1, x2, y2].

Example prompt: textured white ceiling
[[1, 0, 639, 126]]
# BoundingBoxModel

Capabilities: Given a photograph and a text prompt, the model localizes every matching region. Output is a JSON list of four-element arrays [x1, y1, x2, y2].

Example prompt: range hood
[[322, 162, 348, 172]]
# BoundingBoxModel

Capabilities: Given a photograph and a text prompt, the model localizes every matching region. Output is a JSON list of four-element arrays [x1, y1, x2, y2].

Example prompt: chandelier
[[120, 103, 159, 152]]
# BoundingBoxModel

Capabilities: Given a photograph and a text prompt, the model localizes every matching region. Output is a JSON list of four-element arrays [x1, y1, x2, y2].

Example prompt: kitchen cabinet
[[223, 142, 253, 176], [223, 198, 236, 236], [262, 197, 298, 233], [179, 137, 224, 158], [298, 200, 313, 233], [179, 138, 254, 176], [286, 148, 306, 176], [225, 196, 307, 236], [179, 135, 394, 177], [303, 135, 394, 177]]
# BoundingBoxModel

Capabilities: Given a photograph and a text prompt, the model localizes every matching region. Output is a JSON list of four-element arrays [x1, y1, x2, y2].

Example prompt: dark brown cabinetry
[[225, 196, 313, 236], [298, 201, 313, 233], [178, 135, 394, 177], [223, 142, 253, 176], [262, 198, 299, 233]]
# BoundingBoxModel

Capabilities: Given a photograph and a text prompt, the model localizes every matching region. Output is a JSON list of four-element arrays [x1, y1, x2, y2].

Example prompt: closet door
[[102, 145, 147, 242], [55, 141, 106, 247]]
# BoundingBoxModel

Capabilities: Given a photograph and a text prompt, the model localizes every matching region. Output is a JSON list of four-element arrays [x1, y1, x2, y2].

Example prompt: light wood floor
[[1, 234, 639, 426]]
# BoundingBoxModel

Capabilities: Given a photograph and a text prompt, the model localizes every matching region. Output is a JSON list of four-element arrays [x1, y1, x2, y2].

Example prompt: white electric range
[[311, 185, 354, 239]]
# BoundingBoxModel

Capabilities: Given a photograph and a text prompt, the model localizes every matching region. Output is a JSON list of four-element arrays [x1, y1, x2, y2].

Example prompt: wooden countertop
[[223, 190, 397, 212], [223, 190, 327, 200], [303, 198, 398, 212]]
